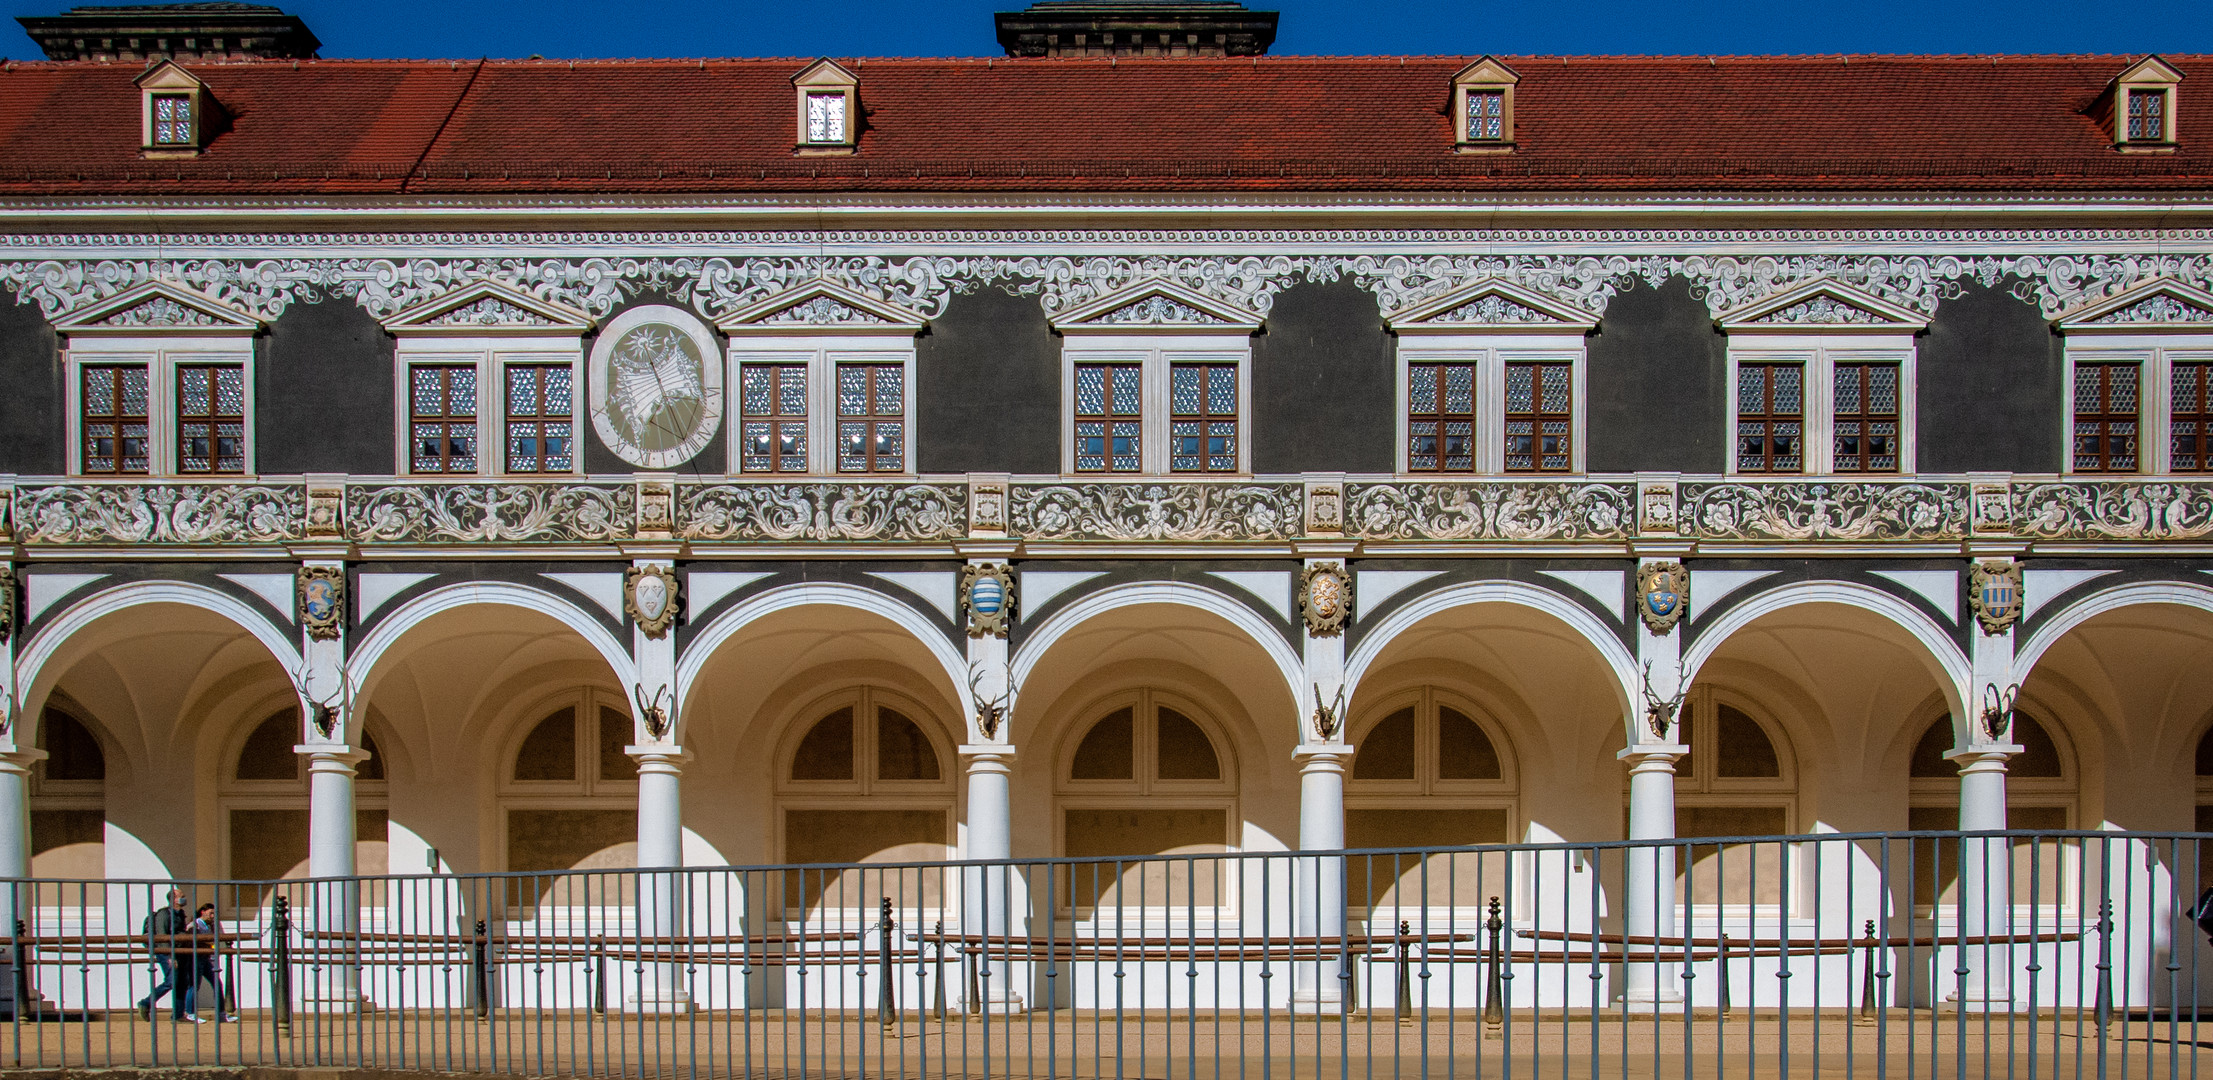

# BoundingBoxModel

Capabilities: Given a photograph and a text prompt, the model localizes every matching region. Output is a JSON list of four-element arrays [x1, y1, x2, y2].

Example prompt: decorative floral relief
[[678, 483, 965, 542], [15, 484, 302, 545], [1432, 293, 1556, 323], [2012, 481, 2213, 541], [1679, 481, 1967, 541], [1009, 483, 1301, 542], [1344, 481, 1633, 541], [1092, 295, 1224, 325], [346, 484, 633, 543], [97, 296, 223, 327], [1752, 296, 1885, 324], [425, 296, 553, 326], [2086, 294, 2213, 325], [757, 295, 888, 324]]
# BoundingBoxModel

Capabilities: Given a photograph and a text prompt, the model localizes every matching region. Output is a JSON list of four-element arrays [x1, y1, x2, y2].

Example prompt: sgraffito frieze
[[2012, 481, 2213, 541], [346, 483, 635, 544], [14, 483, 302, 545], [1678, 481, 1968, 541], [1344, 481, 1634, 541], [1008, 483, 1302, 542], [677, 483, 967, 543]]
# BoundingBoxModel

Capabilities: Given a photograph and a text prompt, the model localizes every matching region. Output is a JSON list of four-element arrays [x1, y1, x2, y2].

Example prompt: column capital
[[625, 745, 693, 772], [1293, 744, 1354, 770], [0, 746, 48, 776], [959, 744, 1016, 765], [1944, 745, 2021, 773], [296, 744, 370, 775], [1617, 744, 1688, 770]]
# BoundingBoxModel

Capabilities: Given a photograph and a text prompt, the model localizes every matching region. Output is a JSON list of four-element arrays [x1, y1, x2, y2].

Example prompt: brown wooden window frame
[[1502, 361, 1572, 473], [1830, 361, 1902, 474], [2127, 87, 2170, 143], [835, 362, 905, 474], [2073, 361, 2141, 474], [80, 362, 151, 476], [1735, 361, 1806, 474], [1407, 361, 1480, 473], [1169, 361, 1239, 474], [739, 362, 810, 474], [174, 362, 246, 475], [2173, 361, 2213, 474], [1073, 361, 1144, 474], [504, 362, 575, 475], [407, 362, 478, 475]]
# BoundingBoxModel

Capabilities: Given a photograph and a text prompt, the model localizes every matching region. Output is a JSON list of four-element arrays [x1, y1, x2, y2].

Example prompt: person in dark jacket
[[186, 903, 236, 1022], [136, 888, 194, 1022]]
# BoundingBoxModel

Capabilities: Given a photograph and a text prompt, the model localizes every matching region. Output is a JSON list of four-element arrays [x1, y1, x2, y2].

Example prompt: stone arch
[[1685, 580, 1972, 728], [1014, 581, 1305, 724], [678, 582, 968, 737]]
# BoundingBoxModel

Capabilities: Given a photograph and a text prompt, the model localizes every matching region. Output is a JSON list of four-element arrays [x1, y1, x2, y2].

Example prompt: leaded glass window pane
[[176, 363, 245, 474], [740, 364, 809, 472], [152, 94, 193, 145], [1170, 361, 1238, 473], [81, 363, 150, 475], [1737, 362, 1805, 473], [2129, 89, 2167, 141], [1467, 90, 1504, 141], [1408, 362, 1481, 473], [1503, 362, 1571, 472], [407, 363, 477, 473], [1832, 362, 1900, 473], [806, 92, 846, 143], [835, 363, 904, 473], [505, 363, 573, 473], [2074, 362, 2141, 473], [2174, 362, 2213, 473], [1074, 362, 1143, 473]]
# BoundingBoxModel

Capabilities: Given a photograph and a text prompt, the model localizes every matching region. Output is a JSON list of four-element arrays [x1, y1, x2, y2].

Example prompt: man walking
[[136, 888, 197, 1022]]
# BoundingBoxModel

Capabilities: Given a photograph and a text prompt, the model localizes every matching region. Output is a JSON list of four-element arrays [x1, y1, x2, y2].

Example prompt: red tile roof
[[0, 53, 2204, 196]]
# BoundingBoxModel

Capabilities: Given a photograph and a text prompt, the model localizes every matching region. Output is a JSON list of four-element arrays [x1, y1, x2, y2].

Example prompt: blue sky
[[2, 0, 2209, 62]]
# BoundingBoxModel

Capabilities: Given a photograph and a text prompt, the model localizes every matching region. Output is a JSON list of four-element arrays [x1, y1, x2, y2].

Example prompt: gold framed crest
[[297, 565, 345, 642], [1636, 561, 1689, 635], [626, 565, 680, 639], [961, 563, 1015, 639], [1968, 560, 2022, 636], [1300, 563, 1351, 637]]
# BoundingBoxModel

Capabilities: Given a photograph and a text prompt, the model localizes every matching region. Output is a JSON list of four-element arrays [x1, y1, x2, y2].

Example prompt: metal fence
[[4, 829, 2212, 1078]]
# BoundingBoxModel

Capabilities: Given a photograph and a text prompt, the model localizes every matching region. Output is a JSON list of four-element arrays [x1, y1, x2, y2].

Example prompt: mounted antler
[[633, 684, 673, 741], [290, 663, 355, 741], [1311, 682, 1348, 742], [967, 662, 1015, 741], [1980, 682, 2019, 742], [1640, 660, 1688, 742]]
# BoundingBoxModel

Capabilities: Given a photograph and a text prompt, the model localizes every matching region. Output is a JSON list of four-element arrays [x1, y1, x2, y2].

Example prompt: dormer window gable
[[793, 58, 858, 155], [2105, 55, 2182, 151], [135, 59, 219, 158], [1452, 56, 1518, 153]]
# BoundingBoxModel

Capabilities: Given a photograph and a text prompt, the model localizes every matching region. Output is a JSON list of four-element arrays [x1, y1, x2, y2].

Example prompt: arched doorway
[[1054, 691, 1238, 925]]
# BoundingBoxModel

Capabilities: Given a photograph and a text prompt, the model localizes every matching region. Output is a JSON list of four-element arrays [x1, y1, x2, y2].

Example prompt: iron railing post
[[1394, 919, 1412, 1026], [1483, 895, 1505, 1032], [2095, 897, 2114, 1032], [1717, 931, 1731, 1016], [592, 934, 606, 1015], [9, 919, 29, 1021], [471, 918, 489, 1021], [1857, 919, 1877, 1025], [271, 895, 293, 1035], [931, 919, 948, 1022], [878, 896, 896, 1030]]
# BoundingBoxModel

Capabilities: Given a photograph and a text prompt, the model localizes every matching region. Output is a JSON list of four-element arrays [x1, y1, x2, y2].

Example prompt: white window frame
[[65, 338, 256, 478], [1061, 334, 1251, 476], [1394, 335, 1587, 475], [2062, 336, 2213, 476], [392, 338, 585, 478], [1724, 338, 1918, 476], [728, 344, 916, 476]]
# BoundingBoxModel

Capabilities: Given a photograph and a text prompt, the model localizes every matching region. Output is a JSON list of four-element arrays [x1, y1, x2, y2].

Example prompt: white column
[[297, 745, 366, 1010], [0, 748, 45, 939], [959, 747, 1024, 1013], [1623, 553, 1688, 1008], [1953, 556, 2021, 1009], [627, 746, 692, 1013], [1292, 746, 1350, 1014]]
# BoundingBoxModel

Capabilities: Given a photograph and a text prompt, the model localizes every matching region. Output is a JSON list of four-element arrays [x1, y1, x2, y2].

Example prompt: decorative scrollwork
[[1009, 483, 1301, 542], [678, 483, 966, 542], [2011, 481, 2213, 541], [14, 483, 303, 545], [1344, 481, 1633, 541], [346, 484, 634, 543], [1679, 481, 1966, 541]]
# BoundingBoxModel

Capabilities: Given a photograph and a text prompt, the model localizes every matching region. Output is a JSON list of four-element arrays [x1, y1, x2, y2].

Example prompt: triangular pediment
[[717, 279, 928, 335], [1049, 279, 1263, 334], [1386, 278, 1597, 333], [2058, 277, 2213, 331], [383, 281, 593, 335], [2115, 54, 2184, 87], [54, 280, 259, 335], [1717, 279, 1930, 332], [792, 57, 858, 89], [134, 58, 205, 92]]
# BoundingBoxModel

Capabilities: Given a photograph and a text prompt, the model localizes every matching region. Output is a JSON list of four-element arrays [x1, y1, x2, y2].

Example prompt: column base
[[1291, 988, 1346, 1016], [961, 991, 1026, 1016], [1621, 986, 1684, 1013], [297, 992, 372, 1014], [625, 989, 695, 1015], [1944, 991, 2016, 1013]]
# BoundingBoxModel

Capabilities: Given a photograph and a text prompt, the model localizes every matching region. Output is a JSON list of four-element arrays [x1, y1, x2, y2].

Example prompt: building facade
[[0, 6, 2210, 1009]]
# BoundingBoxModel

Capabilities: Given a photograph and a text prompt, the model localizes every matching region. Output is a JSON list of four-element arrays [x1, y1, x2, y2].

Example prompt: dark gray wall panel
[[0, 296, 61, 474], [917, 287, 1059, 474], [1586, 278, 1727, 474], [1919, 282, 2062, 474], [261, 296, 393, 475], [1252, 279, 1394, 474]]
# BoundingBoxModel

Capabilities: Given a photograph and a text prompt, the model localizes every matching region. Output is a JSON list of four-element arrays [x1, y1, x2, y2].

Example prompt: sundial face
[[588, 305, 725, 468]]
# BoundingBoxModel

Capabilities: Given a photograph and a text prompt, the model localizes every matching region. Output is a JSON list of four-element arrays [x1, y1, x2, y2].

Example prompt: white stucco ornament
[[588, 305, 724, 468]]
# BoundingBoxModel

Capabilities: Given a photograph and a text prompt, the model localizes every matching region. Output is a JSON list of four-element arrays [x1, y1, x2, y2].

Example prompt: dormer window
[[135, 59, 216, 157], [791, 58, 858, 155], [1452, 56, 1518, 151], [2108, 56, 2182, 150], [151, 93, 194, 146]]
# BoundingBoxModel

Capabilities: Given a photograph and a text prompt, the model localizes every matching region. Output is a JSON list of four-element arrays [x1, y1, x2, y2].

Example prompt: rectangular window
[[1169, 362, 1238, 473], [1831, 362, 1901, 473], [1736, 362, 1805, 473], [151, 93, 193, 145], [739, 364, 809, 473], [1074, 362, 1143, 472], [504, 363, 574, 473], [806, 92, 846, 143], [2073, 362, 2140, 473], [2174, 362, 2213, 473], [1467, 90, 1504, 140], [2128, 89, 2168, 142], [408, 363, 478, 474], [836, 362, 904, 473], [1407, 362, 1478, 472], [1502, 361, 1571, 472], [175, 363, 245, 474], [81, 363, 150, 475]]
